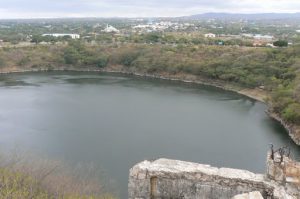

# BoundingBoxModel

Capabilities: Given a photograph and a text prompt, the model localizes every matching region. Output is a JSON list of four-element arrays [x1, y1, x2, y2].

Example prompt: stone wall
[[128, 153, 300, 199], [129, 159, 275, 199]]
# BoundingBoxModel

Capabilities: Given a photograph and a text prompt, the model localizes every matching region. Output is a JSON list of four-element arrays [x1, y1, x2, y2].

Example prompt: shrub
[[0, 152, 118, 199], [18, 56, 31, 66], [0, 57, 6, 67], [96, 56, 109, 68], [64, 47, 81, 65], [0, 168, 49, 199], [119, 50, 141, 67], [282, 103, 300, 123], [273, 40, 288, 47]]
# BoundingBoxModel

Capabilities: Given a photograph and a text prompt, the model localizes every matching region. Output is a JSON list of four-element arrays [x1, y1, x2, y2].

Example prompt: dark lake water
[[0, 72, 299, 198]]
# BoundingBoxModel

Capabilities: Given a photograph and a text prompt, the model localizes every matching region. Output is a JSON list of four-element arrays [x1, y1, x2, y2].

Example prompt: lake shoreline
[[0, 66, 299, 145], [0, 66, 267, 102]]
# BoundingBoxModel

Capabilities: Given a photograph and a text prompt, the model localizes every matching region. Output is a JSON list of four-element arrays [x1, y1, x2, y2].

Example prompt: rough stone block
[[231, 191, 263, 199]]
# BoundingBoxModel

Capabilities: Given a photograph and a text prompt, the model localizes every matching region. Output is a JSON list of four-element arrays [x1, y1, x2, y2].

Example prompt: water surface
[[0, 72, 299, 197]]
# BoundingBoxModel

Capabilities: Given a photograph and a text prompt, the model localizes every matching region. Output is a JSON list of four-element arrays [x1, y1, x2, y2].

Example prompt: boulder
[[231, 191, 263, 199]]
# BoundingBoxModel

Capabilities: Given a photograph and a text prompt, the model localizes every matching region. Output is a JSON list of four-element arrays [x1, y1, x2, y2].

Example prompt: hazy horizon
[[0, 0, 300, 19], [1, 12, 300, 20]]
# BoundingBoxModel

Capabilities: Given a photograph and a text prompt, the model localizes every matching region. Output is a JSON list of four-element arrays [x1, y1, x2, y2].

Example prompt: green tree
[[96, 56, 109, 68], [31, 35, 43, 44], [64, 47, 81, 65], [145, 33, 161, 43], [273, 40, 288, 47]]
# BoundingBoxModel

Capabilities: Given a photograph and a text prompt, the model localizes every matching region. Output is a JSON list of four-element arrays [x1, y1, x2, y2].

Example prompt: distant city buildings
[[3, 18, 288, 48], [42, 33, 80, 39], [132, 21, 195, 33]]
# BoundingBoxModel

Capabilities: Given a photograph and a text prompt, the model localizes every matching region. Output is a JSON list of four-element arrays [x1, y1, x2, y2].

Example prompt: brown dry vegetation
[[0, 151, 117, 199]]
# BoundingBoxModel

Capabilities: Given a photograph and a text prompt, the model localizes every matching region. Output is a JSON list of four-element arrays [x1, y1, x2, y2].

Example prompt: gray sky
[[0, 0, 299, 19]]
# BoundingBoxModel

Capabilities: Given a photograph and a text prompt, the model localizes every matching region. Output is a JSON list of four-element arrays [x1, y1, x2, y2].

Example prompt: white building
[[42, 33, 80, 39], [204, 33, 216, 38], [103, 25, 120, 33]]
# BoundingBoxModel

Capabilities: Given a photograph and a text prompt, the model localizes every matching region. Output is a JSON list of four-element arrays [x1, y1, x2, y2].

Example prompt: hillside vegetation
[[0, 42, 299, 130]]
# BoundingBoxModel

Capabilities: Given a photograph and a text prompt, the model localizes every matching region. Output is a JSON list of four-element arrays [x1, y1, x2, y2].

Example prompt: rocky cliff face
[[128, 153, 298, 199], [266, 151, 300, 198]]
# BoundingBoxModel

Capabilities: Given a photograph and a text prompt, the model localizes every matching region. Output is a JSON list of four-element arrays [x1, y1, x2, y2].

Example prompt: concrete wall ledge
[[128, 158, 295, 199]]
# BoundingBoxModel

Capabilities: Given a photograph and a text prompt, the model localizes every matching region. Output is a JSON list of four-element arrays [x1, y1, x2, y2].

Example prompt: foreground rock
[[232, 191, 264, 199], [129, 149, 299, 199]]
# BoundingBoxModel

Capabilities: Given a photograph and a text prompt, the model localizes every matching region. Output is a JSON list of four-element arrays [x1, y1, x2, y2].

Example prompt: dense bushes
[[107, 45, 296, 89], [0, 168, 49, 198], [95, 56, 109, 68], [273, 40, 288, 47], [282, 103, 300, 123], [64, 41, 109, 67]]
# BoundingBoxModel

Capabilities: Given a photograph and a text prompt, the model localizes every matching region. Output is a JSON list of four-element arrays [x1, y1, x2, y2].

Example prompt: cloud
[[0, 0, 299, 19]]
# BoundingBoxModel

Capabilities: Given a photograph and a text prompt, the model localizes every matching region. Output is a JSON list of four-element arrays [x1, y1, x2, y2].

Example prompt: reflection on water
[[0, 76, 38, 87], [0, 71, 299, 198]]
